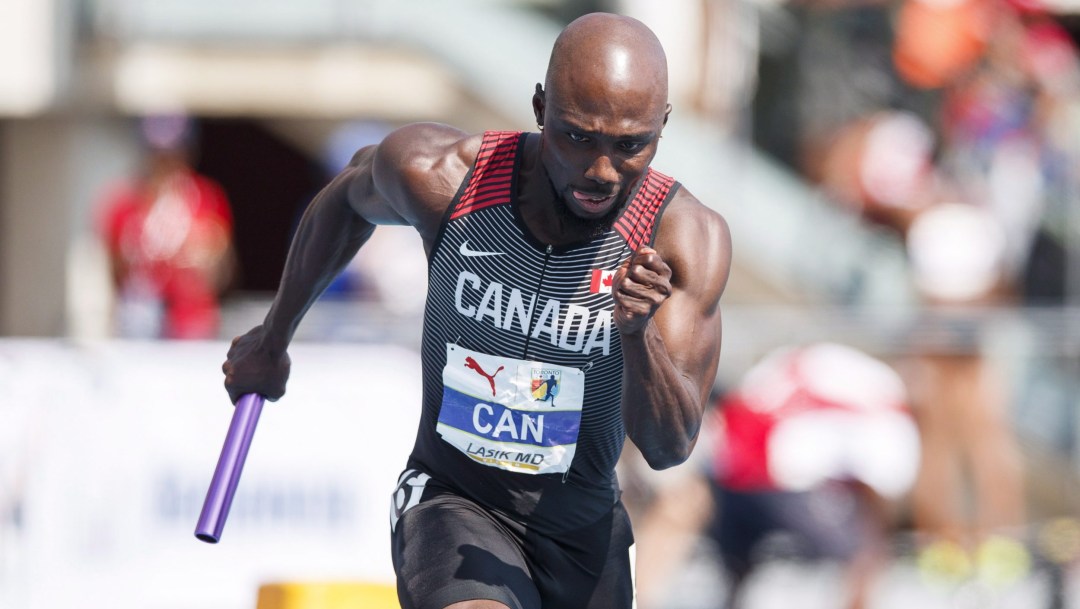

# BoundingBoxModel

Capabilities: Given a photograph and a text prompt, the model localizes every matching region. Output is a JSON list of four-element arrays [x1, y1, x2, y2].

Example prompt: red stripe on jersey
[[450, 131, 519, 221], [616, 169, 675, 250]]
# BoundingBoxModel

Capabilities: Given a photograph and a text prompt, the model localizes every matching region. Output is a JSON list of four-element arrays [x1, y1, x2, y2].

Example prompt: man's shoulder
[[659, 184, 728, 243], [368, 124, 491, 232], [379, 123, 485, 174], [655, 183, 732, 293]]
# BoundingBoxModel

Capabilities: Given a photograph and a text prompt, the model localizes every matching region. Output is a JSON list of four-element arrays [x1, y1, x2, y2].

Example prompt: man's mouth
[[572, 190, 616, 211]]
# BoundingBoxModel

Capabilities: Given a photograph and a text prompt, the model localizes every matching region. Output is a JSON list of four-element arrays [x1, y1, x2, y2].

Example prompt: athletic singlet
[[406, 130, 679, 534]]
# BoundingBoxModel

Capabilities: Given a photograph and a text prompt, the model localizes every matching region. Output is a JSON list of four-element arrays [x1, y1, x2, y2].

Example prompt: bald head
[[544, 13, 669, 111], [530, 13, 671, 228]]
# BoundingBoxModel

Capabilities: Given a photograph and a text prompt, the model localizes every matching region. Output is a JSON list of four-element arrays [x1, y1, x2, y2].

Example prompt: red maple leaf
[[602, 273, 614, 287]]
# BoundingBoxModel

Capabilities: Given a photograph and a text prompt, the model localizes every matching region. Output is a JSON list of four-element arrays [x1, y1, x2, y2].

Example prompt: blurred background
[[4, 0, 1080, 608]]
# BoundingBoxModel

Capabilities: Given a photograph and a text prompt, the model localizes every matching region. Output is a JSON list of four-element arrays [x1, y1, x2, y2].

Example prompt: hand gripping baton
[[195, 393, 265, 543]]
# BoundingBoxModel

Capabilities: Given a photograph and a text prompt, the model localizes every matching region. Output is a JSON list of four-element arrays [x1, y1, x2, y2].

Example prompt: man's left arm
[[614, 193, 731, 470]]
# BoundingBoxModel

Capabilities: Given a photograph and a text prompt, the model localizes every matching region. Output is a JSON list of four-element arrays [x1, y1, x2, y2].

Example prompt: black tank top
[[407, 130, 679, 534]]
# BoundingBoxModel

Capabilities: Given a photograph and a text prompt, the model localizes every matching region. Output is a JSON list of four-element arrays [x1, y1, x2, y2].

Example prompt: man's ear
[[663, 103, 672, 127], [533, 83, 546, 128]]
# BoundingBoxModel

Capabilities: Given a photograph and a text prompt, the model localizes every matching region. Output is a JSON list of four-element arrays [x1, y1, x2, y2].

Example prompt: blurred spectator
[[894, 3, 1049, 580], [936, 4, 1080, 305], [1019, 16, 1080, 303], [816, 109, 939, 231], [306, 121, 428, 316], [708, 342, 920, 609], [95, 115, 236, 339], [792, 2, 918, 182], [901, 202, 1031, 588]]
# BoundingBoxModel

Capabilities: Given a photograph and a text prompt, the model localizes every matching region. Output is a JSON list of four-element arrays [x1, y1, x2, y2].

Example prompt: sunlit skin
[[221, 12, 732, 609]]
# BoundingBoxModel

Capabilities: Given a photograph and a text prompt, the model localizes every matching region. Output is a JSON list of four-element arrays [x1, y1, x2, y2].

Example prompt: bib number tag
[[437, 344, 585, 475]]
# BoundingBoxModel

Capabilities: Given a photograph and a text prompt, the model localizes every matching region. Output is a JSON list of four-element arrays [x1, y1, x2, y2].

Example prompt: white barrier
[[0, 339, 421, 609]]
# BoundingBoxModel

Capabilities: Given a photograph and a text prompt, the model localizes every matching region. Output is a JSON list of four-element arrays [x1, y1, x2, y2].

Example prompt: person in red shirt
[[712, 343, 920, 609], [97, 115, 235, 339]]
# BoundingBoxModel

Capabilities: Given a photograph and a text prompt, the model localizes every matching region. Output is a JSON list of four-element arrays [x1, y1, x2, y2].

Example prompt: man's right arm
[[260, 147, 389, 356], [223, 123, 477, 403]]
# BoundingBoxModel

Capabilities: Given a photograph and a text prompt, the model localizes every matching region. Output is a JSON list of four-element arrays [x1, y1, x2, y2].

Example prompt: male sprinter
[[222, 12, 731, 609]]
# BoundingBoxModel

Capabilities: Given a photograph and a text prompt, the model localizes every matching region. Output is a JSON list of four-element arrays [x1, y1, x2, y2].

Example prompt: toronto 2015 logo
[[531, 368, 561, 406]]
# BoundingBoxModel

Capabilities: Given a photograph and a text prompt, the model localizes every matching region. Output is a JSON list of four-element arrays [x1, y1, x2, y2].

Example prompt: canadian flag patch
[[589, 269, 616, 294]]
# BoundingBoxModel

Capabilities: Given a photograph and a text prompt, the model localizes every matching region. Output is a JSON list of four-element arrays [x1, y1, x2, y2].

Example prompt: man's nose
[[584, 153, 618, 185]]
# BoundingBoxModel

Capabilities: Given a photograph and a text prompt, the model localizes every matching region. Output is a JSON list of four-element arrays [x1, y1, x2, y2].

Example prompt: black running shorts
[[708, 484, 862, 579], [389, 469, 634, 609]]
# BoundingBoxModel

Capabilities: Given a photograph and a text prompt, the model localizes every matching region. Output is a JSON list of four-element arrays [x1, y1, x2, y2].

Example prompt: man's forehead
[[551, 52, 664, 94], [546, 80, 666, 122]]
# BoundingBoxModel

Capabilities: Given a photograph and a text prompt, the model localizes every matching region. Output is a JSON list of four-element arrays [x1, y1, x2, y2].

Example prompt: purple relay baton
[[195, 393, 265, 543]]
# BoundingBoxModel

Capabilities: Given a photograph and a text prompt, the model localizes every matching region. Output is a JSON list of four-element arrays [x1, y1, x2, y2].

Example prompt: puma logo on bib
[[437, 344, 585, 475]]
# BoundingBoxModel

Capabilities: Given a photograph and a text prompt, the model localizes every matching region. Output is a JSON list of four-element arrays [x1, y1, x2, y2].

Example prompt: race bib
[[437, 344, 585, 475]]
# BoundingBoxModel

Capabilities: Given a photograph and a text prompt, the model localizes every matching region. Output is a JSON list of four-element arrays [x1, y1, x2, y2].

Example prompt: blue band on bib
[[440, 387, 581, 448]]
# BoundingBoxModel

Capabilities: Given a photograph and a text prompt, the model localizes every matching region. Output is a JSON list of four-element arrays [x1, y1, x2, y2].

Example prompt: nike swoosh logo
[[459, 240, 504, 257]]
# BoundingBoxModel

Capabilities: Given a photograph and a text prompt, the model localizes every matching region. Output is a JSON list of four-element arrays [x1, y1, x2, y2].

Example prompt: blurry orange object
[[893, 0, 992, 89], [256, 582, 399, 609]]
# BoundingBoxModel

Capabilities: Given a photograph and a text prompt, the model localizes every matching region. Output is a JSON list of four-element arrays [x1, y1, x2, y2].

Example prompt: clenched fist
[[222, 325, 291, 404], [611, 246, 672, 336]]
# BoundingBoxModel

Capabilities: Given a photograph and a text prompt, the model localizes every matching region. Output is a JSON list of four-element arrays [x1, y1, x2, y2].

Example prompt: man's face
[[536, 84, 667, 223]]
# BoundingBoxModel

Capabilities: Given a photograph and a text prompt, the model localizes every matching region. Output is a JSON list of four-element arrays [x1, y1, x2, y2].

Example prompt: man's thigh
[[391, 478, 540, 609], [528, 500, 634, 609], [389, 471, 633, 609]]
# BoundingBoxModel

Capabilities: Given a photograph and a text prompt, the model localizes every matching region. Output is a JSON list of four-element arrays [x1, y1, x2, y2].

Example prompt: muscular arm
[[258, 152, 384, 354], [224, 123, 478, 403], [615, 192, 731, 469]]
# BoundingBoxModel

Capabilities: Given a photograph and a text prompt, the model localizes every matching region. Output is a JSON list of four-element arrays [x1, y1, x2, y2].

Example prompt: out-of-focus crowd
[[779, 0, 1078, 308], [624, 0, 1080, 607]]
